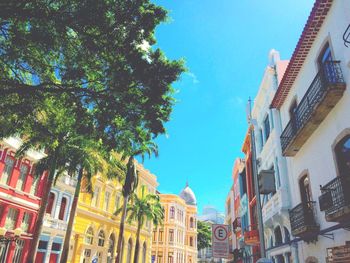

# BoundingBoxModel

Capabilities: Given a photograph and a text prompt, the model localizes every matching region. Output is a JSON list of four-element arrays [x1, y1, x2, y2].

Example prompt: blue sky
[[143, 0, 314, 214]]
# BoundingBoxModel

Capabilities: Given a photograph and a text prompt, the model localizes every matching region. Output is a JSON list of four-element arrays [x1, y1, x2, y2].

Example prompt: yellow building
[[152, 183, 198, 263], [68, 161, 158, 263]]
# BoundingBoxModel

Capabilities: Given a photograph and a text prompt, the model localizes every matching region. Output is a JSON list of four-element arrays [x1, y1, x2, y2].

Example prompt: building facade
[[37, 174, 76, 262], [251, 50, 295, 263], [152, 183, 198, 263], [69, 161, 158, 263], [0, 137, 47, 262], [271, 0, 350, 262]]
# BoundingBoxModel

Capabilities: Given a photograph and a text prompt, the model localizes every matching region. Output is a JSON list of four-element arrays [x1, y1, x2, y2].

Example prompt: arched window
[[142, 242, 147, 263], [1, 155, 15, 185], [190, 217, 194, 228], [126, 238, 132, 263], [98, 230, 105, 247], [299, 174, 312, 204], [335, 135, 350, 177], [269, 236, 273, 248], [170, 206, 175, 219], [58, 197, 67, 220], [46, 192, 55, 215], [85, 227, 94, 244], [284, 227, 290, 243], [107, 234, 115, 263], [274, 226, 283, 246]]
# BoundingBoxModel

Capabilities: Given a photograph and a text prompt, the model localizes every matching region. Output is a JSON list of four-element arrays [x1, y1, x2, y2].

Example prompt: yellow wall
[[69, 162, 158, 263]]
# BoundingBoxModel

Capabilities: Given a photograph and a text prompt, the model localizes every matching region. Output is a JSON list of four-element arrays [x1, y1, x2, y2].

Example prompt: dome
[[179, 182, 197, 206]]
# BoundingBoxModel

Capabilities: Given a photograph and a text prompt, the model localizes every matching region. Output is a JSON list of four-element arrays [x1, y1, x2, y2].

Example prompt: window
[[170, 206, 175, 219], [107, 235, 115, 263], [5, 208, 18, 230], [299, 174, 312, 204], [13, 239, 24, 263], [152, 230, 157, 242], [20, 212, 31, 232], [157, 254, 163, 263], [46, 192, 55, 215], [126, 238, 132, 263], [190, 217, 194, 228], [190, 237, 194, 247], [98, 230, 105, 247], [142, 243, 147, 263], [58, 197, 67, 220], [169, 229, 174, 242], [85, 227, 94, 244], [30, 175, 40, 196], [115, 194, 120, 210], [51, 242, 61, 252], [16, 163, 29, 191], [264, 115, 270, 141], [259, 128, 264, 149], [159, 229, 163, 242], [38, 240, 48, 250], [92, 187, 100, 207], [104, 192, 110, 211], [335, 135, 350, 177], [0, 242, 9, 262], [1, 156, 15, 185], [284, 227, 290, 242], [168, 253, 173, 263], [274, 226, 282, 246]]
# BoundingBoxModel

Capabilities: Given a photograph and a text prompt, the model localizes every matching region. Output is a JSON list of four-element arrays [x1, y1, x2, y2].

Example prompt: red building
[[0, 137, 47, 262], [241, 129, 260, 262]]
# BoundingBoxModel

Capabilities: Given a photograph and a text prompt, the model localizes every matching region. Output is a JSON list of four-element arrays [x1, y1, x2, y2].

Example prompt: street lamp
[[0, 227, 23, 244]]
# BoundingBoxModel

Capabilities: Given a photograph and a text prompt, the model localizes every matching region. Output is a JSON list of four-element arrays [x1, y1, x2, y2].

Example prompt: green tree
[[197, 221, 212, 251], [115, 140, 158, 263], [0, 0, 185, 148], [122, 185, 164, 263], [1, 95, 104, 263]]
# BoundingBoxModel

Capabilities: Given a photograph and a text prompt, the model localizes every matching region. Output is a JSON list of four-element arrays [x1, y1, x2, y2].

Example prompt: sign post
[[212, 224, 229, 259]]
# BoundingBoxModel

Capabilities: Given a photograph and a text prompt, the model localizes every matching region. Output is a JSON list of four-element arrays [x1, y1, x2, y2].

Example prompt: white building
[[198, 206, 225, 224], [37, 174, 75, 262], [251, 50, 295, 263], [271, 0, 350, 262]]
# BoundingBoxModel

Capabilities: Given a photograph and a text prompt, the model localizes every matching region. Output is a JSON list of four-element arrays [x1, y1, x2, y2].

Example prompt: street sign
[[212, 224, 229, 259]]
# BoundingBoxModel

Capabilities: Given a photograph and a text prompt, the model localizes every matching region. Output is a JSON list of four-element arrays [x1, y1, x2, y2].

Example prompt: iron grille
[[280, 61, 345, 153], [289, 201, 318, 235], [320, 176, 350, 217]]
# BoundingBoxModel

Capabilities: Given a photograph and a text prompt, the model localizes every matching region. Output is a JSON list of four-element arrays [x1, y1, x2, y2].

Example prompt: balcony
[[289, 202, 319, 241], [281, 61, 346, 156], [319, 176, 350, 223], [244, 225, 259, 246], [43, 214, 68, 231], [262, 188, 290, 226]]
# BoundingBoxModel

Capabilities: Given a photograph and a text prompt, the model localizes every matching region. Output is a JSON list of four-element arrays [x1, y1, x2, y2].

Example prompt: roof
[[270, 0, 333, 109], [179, 182, 197, 206]]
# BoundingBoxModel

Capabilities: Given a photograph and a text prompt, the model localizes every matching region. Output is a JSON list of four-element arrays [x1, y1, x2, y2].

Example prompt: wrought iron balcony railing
[[280, 61, 346, 156], [289, 201, 319, 241], [319, 176, 350, 222]]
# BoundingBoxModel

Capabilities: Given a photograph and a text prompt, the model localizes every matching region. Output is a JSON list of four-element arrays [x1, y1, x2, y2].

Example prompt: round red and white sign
[[213, 225, 228, 241]]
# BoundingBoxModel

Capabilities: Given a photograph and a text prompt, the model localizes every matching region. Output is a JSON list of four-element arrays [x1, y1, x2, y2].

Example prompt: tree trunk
[[60, 167, 83, 263], [133, 221, 142, 263], [115, 194, 129, 263], [27, 152, 58, 263]]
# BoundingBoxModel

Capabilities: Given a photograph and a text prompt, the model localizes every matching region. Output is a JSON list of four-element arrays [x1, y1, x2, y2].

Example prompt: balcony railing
[[289, 201, 319, 241], [281, 61, 346, 156], [319, 176, 350, 222], [43, 214, 68, 231]]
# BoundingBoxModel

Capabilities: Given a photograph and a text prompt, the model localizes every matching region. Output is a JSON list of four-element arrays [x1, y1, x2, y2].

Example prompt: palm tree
[[11, 96, 99, 263], [59, 144, 125, 263], [115, 140, 158, 263], [125, 186, 164, 263]]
